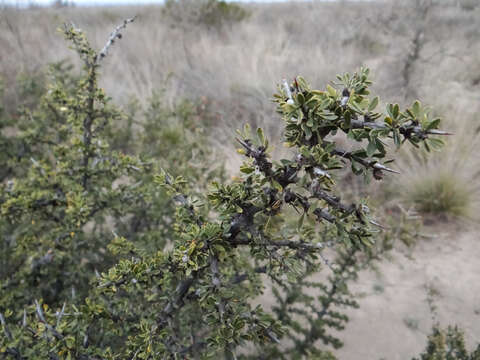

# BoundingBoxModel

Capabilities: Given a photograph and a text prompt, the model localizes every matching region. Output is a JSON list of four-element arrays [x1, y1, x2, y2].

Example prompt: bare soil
[[337, 227, 480, 360]]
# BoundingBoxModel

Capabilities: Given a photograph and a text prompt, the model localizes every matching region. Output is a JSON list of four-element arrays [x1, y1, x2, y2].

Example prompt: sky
[[2, 0, 305, 6]]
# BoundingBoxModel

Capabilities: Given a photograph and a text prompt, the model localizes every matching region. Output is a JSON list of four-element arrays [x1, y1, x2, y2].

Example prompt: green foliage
[[0, 22, 147, 310], [163, 0, 250, 30], [16, 70, 47, 111], [110, 90, 224, 251], [413, 325, 480, 360], [0, 18, 457, 360], [278, 70, 445, 159], [0, 17, 219, 348]]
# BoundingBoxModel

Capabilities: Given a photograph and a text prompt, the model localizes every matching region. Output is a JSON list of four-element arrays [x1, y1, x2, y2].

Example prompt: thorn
[[427, 129, 453, 136], [372, 162, 400, 174], [313, 167, 331, 179], [0, 312, 12, 340], [267, 330, 280, 343], [282, 79, 293, 103], [83, 333, 89, 348], [369, 219, 389, 229], [23, 309, 27, 327], [35, 300, 46, 323]]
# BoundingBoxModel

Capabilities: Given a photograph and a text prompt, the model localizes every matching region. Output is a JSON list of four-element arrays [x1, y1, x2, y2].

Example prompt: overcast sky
[[2, 0, 309, 5]]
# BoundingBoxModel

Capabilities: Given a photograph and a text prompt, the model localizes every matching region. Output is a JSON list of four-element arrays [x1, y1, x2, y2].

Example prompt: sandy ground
[[336, 227, 480, 360]]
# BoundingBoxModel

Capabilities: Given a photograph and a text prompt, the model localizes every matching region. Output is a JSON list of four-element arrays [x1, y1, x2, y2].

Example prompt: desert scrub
[[0, 17, 221, 310], [0, 16, 461, 360]]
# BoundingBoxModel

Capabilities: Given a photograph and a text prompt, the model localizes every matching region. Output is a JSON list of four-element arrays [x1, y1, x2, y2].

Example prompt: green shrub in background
[[459, 0, 478, 11], [0, 18, 219, 317], [110, 90, 224, 252], [163, 0, 250, 30], [414, 326, 480, 360], [0, 17, 475, 360]]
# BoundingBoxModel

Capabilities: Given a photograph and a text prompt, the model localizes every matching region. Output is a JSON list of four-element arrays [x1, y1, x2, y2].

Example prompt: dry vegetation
[[1, 1, 480, 358]]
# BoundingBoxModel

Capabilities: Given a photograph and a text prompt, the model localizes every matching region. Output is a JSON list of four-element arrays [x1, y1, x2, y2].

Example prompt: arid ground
[[338, 226, 480, 359]]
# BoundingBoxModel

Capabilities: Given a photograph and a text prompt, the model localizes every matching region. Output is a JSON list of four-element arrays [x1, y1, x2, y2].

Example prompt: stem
[[82, 68, 96, 190]]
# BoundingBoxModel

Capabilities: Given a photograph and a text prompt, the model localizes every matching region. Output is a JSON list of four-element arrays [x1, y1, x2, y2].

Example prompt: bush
[[413, 325, 480, 360], [459, 0, 478, 11], [0, 19, 219, 311], [0, 17, 461, 360], [163, 0, 250, 30]]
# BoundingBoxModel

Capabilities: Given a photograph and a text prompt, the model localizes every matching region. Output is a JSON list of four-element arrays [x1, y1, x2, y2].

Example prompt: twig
[[55, 303, 66, 328], [0, 312, 12, 340], [97, 16, 137, 63], [231, 266, 267, 285], [35, 300, 63, 340], [209, 255, 225, 322], [282, 79, 294, 104]]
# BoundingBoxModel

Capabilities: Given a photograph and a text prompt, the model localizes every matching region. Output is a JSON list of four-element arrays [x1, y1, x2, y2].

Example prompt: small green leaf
[[424, 140, 431, 152], [351, 160, 363, 175], [240, 165, 254, 174], [297, 92, 305, 105], [386, 104, 394, 118], [296, 76, 308, 89], [297, 213, 305, 230], [368, 96, 379, 112], [392, 103, 399, 119], [412, 101, 421, 117], [257, 128, 265, 146], [326, 84, 337, 97], [304, 126, 312, 140], [322, 112, 338, 121], [426, 118, 441, 130], [366, 140, 377, 157], [272, 180, 283, 192], [428, 137, 444, 150], [393, 129, 401, 148]]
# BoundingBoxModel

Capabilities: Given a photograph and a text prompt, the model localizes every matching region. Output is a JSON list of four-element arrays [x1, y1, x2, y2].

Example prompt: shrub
[[0, 18, 219, 311], [0, 17, 455, 360], [163, 0, 250, 30], [459, 0, 478, 11], [413, 325, 480, 360]]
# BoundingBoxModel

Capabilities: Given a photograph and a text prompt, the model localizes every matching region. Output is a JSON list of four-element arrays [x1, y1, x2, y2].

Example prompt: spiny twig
[[97, 16, 137, 62], [0, 312, 12, 340], [35, 300, 63, 340]]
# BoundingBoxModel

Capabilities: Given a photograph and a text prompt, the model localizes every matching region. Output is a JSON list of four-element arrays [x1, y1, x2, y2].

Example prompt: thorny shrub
[[0, 16, 473, 360]]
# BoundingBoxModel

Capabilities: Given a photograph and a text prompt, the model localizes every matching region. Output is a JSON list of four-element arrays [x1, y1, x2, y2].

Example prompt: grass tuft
[[407, 171, 470, 217]]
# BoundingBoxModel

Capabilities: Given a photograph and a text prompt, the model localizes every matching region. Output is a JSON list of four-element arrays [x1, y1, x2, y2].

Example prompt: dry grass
[[1, 0, 480, 211], [392, 91, 480, 220]]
